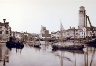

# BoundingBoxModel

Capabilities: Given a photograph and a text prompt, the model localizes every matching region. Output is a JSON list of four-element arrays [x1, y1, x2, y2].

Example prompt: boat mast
[[60, 20, 65, 46], [74, 27, 75, 43], [60, 20, 63, 42]]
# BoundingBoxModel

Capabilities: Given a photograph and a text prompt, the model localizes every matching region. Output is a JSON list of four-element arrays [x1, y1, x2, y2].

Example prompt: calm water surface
[[0, 43, 96, 66]]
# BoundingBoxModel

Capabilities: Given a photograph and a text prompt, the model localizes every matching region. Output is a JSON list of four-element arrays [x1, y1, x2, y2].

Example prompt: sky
[[0, 0, 96, 34]]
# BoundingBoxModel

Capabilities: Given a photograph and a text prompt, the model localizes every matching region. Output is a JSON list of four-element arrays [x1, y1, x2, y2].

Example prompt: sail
[[60, 22, 65, 32], [60, 22, 65, 42]]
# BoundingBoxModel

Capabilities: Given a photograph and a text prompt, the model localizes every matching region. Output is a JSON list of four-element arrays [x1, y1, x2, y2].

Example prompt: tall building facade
[[78, 6, 86, 29], [0, 19, 11, 41]]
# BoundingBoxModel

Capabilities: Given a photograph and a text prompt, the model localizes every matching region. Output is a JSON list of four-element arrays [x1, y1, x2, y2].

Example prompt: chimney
[[3, 19, 6, 23]]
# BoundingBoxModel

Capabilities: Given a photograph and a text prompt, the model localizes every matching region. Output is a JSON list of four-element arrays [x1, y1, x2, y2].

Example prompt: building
[[11, 31, 33, 42], [51, 6, 96, 39], [0, 19, 11, 41], [51, 31, 61, 39], [65, 27, 82, 39], [39, 26, 51, 39], [78, 6, 96, 38], [51, 27, 82, 39], [78, 6, 86, 29], [11, 31, 23, 41]]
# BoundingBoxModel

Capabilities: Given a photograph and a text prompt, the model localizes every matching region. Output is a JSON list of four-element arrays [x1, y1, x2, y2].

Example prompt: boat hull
[[52, 44, 84, 50], [85, 39, 96, 47], [85, 39, 96, 44], [6, 41, 24, 49]]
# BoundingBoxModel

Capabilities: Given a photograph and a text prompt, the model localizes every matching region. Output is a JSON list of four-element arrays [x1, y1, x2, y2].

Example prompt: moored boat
[[34, 41, 41, 48], [6, 37, 24, 49], [84, 39, 96, 47], [85, 39, 96, 44], [52, 44, 84, 50]]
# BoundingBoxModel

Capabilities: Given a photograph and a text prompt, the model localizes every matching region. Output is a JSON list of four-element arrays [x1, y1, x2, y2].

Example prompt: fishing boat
[[52, 22, 84, 50]]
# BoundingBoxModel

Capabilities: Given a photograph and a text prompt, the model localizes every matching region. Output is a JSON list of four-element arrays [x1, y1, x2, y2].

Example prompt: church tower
[[78, 6, 86, 29]]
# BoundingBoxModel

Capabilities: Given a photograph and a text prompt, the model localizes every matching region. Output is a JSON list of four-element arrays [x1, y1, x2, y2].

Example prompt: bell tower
[[78, 6, 86, 29]]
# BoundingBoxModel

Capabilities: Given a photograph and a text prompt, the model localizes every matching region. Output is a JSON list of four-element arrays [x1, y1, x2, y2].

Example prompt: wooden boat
[[84, 38, 96, 47], [85, 39, 96, 44], [52, 44, 84, 50], [34, 44, 41, 48], [6, 41, 24, 49], [6, 37, 24, 49]]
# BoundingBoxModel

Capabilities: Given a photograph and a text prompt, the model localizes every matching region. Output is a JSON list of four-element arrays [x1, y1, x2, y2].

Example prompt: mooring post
[[3, 57, 6, 66]]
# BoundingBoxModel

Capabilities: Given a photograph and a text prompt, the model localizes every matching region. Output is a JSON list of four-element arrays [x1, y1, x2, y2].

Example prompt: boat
[[84, 39, 96, 47], [34, 41, 41, 48], [52, 22, 84, 50], [33, 36, 41, 48], [52, 44, 84, 50], [85, 39, 96, 44], [6, 37, 24, 49]]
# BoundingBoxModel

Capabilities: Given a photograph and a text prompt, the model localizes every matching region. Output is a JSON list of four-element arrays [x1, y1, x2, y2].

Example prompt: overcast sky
[[0, 0, 96, 33]]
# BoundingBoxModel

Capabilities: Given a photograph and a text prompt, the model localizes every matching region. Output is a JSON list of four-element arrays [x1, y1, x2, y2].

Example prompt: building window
[[0, 31, 2, 34], [6, 31, 9, 34]]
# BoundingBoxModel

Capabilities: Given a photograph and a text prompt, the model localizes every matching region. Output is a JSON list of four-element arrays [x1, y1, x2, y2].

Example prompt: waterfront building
[[78, 6, 96, 38], [39, 26, 51, 39], [65, 27, 82, 39], [11, 31, 23, 41], [51, 27, 82, 39], [80, 27, 96, 38], [0, 19, 11, 41], [51, 6, 96, 39], [11, 31, 34, 42], [51, 31, 60, 39], [23, 32, 35, 41]]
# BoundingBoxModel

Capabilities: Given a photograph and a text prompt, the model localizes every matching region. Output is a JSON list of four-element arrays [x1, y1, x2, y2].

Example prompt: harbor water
[[0, 43, 96, 66]]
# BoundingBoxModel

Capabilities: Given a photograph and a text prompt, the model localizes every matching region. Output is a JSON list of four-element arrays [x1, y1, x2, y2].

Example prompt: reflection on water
[[0, 43, 96, 66]]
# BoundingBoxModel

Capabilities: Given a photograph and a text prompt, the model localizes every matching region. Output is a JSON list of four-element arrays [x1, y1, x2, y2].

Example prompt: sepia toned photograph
[[0, 0, 96, 66]]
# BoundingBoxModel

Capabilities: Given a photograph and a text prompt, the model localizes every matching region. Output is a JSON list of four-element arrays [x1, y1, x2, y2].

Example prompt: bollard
[[3, 58, 6, 66]]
